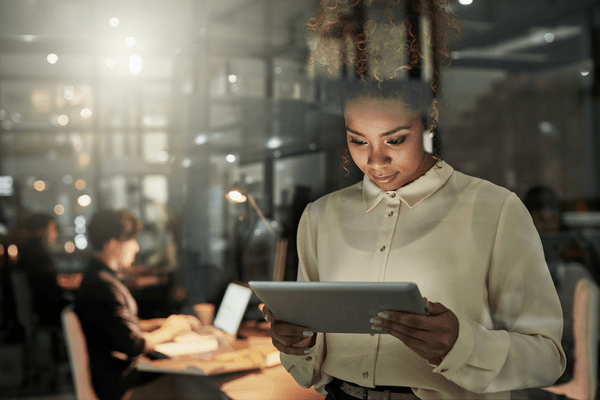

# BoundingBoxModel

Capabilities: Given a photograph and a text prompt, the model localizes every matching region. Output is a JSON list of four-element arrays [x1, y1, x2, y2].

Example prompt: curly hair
[[306, 0, 460, 96]]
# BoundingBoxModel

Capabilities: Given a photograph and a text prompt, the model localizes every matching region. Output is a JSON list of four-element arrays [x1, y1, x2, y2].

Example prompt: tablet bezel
[[249, 281, 427, 334]]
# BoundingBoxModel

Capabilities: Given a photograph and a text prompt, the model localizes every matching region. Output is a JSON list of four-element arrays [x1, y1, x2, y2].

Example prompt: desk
[[138, 323, 324, 400]]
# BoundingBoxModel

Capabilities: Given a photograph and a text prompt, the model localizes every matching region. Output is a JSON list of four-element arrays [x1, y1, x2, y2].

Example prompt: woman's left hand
[[371, 299, 459, 365]]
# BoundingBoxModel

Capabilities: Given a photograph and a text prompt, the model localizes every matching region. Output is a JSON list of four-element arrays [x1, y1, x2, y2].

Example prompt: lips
[[371, 172, 398, 184]]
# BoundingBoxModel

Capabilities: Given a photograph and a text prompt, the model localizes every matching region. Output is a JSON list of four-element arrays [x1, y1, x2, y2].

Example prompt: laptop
[[153, 281, 253, 357]]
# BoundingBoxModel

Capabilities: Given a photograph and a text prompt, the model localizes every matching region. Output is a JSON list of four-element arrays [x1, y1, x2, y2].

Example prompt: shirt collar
[[363, 159, 454, 212]]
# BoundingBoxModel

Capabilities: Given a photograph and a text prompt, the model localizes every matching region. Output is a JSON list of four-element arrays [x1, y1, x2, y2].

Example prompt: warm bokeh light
[[75, 179, 86, 190], [64, 86, 75, 100], [226, 154, 236, 163], [126, 37, 136, 47], [79, 153, 90, 166], [77, 194, 92, 207], [80, 108, 92, 118], [31, 91, 51, 109], [228, 75, 237, 83], [72, 135, 83, 151], [109, 17, 120, 28], [226, 190, 247, 203], [7, 244, 18, 261], [63, 175, 73, 185], [33, 180, 46, 191], [57, 114, 69, 126], [47, 53, 58, 64], [54, 204, 65, 215], [64, 241, 76, 253]]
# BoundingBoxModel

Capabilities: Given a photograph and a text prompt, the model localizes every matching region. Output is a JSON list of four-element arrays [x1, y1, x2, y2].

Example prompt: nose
[[367, 146, 391, 168], [133, 239, 140, 253]]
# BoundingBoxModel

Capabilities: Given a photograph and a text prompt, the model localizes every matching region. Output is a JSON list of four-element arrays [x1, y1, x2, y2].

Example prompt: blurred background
[[0, 0, 599, 397]]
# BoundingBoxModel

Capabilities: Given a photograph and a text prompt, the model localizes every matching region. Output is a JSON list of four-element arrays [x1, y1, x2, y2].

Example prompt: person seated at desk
[[74, 209, 210, 400], [16, 212, 69, 327]]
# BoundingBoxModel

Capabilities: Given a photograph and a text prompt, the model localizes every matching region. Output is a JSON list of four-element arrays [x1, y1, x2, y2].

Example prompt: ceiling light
[[77, 194, 92, 207], [267, 137, 282, 149], [458, 0, 473, 5], [225, 154, 236, 163], [129, 55, 142, 75], [195, 134, 208, 145], [47, 53, 58, 64], [109, 17, 120, 28]]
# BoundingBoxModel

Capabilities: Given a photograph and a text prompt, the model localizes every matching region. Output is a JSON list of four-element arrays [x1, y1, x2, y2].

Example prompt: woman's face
[[344, 96, 435, 191]]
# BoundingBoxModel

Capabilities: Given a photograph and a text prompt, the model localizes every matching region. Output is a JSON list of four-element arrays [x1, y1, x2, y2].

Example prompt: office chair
[[10, 268, 62, 390], [61, 304, 100, 400], [543, 277, 599, 400]]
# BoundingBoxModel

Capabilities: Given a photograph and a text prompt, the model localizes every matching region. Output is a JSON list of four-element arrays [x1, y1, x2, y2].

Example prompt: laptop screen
[[212, 282, 253, 334]]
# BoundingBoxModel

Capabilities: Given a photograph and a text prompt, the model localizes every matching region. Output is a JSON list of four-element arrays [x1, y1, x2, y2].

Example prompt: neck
[[95, 251, 119, 271]]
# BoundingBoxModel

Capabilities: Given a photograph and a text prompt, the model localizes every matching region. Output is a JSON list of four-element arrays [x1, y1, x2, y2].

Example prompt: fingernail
[[377, 312, 389, 319], [369, 318, 381, 325], [302, 331, 314, 337], [304, 349, 311, 354], [371, 325, 383, 331]]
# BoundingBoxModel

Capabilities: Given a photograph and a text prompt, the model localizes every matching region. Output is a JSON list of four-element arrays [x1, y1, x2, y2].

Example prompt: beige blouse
[[280, 160, 566, 400]]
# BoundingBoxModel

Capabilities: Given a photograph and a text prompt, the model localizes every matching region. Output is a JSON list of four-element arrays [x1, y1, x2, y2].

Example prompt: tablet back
[[249, 281, 426, 334]]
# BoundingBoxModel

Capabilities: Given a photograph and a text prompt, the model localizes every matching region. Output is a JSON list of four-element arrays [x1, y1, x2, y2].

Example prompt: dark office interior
[[1, 0, 599, 399]]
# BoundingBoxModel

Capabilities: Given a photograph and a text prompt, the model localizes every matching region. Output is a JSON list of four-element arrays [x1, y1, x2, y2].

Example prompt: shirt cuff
[[280, 332, 325, 388], [430, 313, 474, 376]]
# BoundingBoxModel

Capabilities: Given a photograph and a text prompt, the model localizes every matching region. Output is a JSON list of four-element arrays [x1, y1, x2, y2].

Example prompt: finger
[[259, 304, 275, 322], [270, 320, 313, 340], [426, 301, 449, 315], [270, 336, 315, 356], [376, 311, 432, 331]]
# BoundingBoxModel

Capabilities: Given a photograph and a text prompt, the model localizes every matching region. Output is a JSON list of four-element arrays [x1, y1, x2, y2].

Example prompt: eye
[[386, 136, 407, 146], [349, 137, 367, 146]]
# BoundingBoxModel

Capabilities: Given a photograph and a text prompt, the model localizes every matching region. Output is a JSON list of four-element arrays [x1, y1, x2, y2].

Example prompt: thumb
[[426, 301, 449, 315]]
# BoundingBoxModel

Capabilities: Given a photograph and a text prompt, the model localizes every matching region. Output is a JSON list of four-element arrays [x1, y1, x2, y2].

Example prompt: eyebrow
[[346, 125, 412, 137]]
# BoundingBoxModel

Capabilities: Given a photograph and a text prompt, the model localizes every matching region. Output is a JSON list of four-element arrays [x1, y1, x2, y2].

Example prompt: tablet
[[248, 281, 427, 334]]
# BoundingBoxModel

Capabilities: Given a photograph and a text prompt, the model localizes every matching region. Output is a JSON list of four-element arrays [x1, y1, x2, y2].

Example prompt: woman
[[261, 1, 566, 399]]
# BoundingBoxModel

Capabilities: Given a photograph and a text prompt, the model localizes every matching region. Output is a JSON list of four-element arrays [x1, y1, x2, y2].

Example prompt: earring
[[428, 131, 435, 138]]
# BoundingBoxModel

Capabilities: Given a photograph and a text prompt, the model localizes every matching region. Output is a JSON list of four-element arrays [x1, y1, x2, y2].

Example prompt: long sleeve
[[427, 193, 566, 395], [280, 202, 331, 395]]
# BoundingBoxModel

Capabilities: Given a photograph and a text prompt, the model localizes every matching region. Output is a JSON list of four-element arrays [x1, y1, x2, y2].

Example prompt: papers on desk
[[137, 343, 281, 376], [154, 333, 220, 357]]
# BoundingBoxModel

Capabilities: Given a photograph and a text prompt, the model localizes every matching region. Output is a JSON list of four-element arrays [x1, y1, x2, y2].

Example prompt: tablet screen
[[249, 281, 427, 334]]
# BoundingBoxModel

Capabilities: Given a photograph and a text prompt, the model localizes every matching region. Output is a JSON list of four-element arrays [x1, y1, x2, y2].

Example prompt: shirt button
[[363, 371, 369, 378], [305, 356, 312, 361], [389, 193, 396, 198], [380, 245, 386, 252], [388, 211, 394, 217]]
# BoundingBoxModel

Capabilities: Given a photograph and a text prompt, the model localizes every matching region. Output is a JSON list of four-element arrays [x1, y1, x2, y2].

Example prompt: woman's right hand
[[260, 304, 316, 355]]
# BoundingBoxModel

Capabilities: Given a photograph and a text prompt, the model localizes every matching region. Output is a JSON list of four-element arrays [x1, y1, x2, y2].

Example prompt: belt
[[339, 381, 417, 400]]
